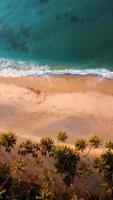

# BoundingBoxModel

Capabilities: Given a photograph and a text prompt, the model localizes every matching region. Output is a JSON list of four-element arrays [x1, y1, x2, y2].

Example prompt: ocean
[[0, 0, 113, 77]]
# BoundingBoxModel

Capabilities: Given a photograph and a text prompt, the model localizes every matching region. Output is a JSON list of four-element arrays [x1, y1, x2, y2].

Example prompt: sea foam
[[0, 58, 113, 78]]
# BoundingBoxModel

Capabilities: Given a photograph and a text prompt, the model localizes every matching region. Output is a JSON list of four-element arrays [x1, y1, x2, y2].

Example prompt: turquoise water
[[0, 0, 113, 76]]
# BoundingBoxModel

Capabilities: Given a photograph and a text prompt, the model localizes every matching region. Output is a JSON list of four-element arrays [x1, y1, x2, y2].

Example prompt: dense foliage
[[0, 132, 113, 199]]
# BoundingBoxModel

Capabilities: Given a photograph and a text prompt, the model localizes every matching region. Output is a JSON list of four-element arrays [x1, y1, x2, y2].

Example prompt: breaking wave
[[0, 58, 113, 78]]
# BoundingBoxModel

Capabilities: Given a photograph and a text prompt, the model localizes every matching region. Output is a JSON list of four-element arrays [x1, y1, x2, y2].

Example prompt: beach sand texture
[[0, 75, 113, 144]]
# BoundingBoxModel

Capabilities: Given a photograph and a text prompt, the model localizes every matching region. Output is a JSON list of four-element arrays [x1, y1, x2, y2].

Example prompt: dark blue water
[[0, 0, 113, 77]]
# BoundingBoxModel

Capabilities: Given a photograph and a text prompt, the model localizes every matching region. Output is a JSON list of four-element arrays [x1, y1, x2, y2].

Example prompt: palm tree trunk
[[84, 146, 92, 159]]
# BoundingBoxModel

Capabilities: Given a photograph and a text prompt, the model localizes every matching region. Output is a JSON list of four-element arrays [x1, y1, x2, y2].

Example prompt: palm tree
[[39, 137, 54, 157], [94, 150, 113, 199], [105, 141, 113, 151], [75, 139, 87, 153], [0, 132, 17, 152], [89, 135, 102, 149], [36, 168, 54, 200], [11, 157, 27, 179], [83, 135, 102, 159], [41, 168, 53, 187], [57, 131, 68, 143], [54, 145, 80, 187], [18, 140, 39, 157]]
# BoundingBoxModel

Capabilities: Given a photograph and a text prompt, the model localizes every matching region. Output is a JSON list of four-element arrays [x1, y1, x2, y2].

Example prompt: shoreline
[[0, 57, 113, 78], [0, 75, 113, 144]]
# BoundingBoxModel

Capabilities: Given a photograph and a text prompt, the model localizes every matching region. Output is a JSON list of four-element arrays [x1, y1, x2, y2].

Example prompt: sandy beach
[[0, 75, 113, 144]]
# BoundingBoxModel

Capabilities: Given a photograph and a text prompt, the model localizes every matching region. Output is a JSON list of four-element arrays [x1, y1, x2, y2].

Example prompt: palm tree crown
[[0, 132, 17, 152], [54, 145, 80, 186], [11, 158, 27, 177], [18, 139, 39, 157], [75, 139, 87, 152], [39, 137, 54, 156], [105, 141, 113, 151], [89, 135, 102, 149], [57, 131, 68, 143]]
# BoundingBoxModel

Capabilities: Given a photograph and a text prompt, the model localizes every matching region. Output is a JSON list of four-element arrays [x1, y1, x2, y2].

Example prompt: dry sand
[[0, 75, 113, 144]]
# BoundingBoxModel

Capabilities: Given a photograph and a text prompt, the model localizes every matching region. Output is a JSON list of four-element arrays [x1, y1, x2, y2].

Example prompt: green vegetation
[[57, 131, 68, 143], [75, 139, 87, 152], [0, 132, 17, 152], [0, 131, 113, 199]]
